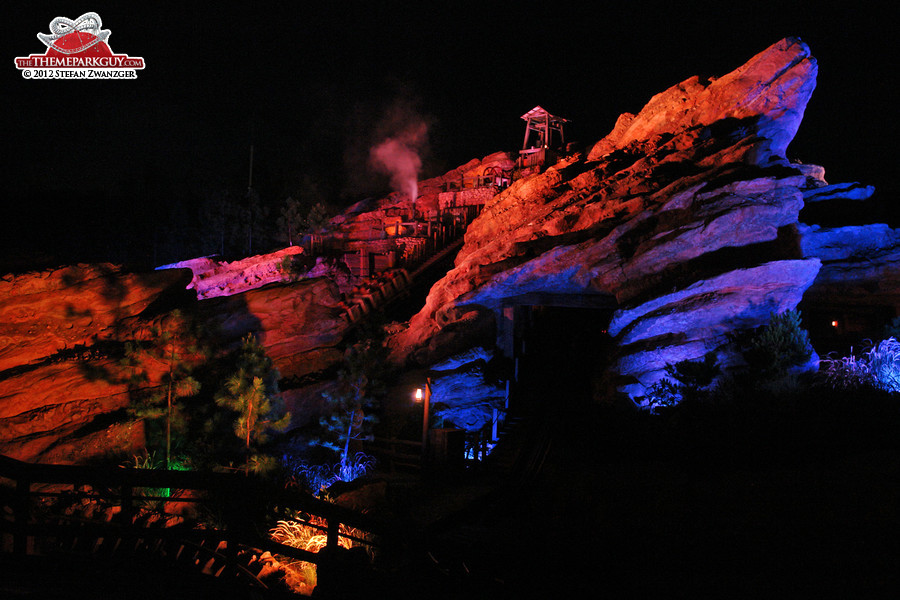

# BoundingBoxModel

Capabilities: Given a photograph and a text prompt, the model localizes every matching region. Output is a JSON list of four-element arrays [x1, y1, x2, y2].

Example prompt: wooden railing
[[365, 437, 423, 471], [517, 147, 545, 169], [0, 454, 386, 571], [441, 174, 495, 192]]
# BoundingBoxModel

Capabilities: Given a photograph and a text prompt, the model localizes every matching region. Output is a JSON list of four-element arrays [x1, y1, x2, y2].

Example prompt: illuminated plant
[[124, 310, 202, 470], [215, 334, 291, 474], [641, 378, 681, 413], [824, 337, 900, 392], [122, 451, 188, 503], [641, 352, 720, 412], [282, 453, 376, 495], [315, 318, 386, 478], [665, 351, 719, 391], [268, 514, 375, 594]]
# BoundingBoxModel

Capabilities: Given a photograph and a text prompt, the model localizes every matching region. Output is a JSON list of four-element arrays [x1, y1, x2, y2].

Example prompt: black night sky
[[3, 2, 896, 270]]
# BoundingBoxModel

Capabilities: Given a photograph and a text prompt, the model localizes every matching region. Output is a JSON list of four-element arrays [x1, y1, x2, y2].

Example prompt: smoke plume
[[369, 116, 428, 203]]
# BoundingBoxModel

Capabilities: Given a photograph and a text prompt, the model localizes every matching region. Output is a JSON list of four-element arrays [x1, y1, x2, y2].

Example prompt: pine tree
[[276, 196, 305, 247], [306, 202, 332, 232], [125, 310, 202, 470], [215, 334, 291, 474], [243, 189, 270, 256], [741, 310, 813, 377], [317, 322, 386, 479]]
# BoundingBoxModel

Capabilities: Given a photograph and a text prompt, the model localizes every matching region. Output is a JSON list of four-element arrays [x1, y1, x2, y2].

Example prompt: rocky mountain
[[390, 38, 897, 403], [4, 37, 898, 463]]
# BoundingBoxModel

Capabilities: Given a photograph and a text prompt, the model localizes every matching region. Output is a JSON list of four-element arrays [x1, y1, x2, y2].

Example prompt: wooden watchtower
[[518, 106, 569, 172]]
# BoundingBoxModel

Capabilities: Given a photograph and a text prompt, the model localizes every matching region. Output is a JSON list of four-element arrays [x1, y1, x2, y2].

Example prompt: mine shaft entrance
[[499, 293, 617, 412]]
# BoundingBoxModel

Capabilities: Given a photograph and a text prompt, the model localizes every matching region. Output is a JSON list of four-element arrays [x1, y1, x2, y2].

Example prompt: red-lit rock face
[[587, 37, 817, 162], [0, 264, 349, 462], [387, 38, 862, 402], [0, 265, 192, 462], [0, 265, 192, 372], [198, 277, 348, 380]]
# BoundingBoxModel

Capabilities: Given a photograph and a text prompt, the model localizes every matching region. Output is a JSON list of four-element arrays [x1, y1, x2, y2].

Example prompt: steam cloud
[[369, 119, 428, 203]]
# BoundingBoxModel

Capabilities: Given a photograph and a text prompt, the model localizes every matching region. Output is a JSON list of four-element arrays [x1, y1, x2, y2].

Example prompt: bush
[[740, 310, 813, 377], [639, 352, 721, 413], [665, 352, 720, 390], [641, 378, 682, 413], [269, 513, 375, 595]]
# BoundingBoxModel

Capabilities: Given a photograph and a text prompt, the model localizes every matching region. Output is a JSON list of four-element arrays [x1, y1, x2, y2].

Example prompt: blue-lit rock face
[[388, 37, 900, 403], [802, 182, 875, 204], [800, 223, 900, 303], [609, 259, 821, 398], [428, 348, 506, 431]]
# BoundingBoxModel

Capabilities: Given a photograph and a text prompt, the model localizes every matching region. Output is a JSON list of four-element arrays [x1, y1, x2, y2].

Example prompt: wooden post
[[419, 379, 432, 463], [522, 117, 531, 150], [326, 516, 339, 551], [359, 249, 369, 278]]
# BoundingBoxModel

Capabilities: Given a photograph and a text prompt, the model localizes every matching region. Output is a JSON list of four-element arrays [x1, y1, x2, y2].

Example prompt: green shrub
[[740, 310, 813, 377]]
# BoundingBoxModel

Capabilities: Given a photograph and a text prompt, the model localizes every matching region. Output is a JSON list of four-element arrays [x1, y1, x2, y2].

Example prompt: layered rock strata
[[0, 264, 192, 462], [391, 38, 891, 402], [0, 263, 350, 462]]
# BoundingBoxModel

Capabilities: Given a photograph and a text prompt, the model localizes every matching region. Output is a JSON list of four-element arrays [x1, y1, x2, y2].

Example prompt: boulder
[[610, 259, 822, 398], [802, 182, 875, 203], [587, 37, 817, 162], [800, 223, 900, 304], [428, 348, 506, 431]]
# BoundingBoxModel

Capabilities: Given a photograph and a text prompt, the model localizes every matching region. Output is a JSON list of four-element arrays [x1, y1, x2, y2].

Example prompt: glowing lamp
[[831, 320, 839, 328], [415, 380, 432, 461]]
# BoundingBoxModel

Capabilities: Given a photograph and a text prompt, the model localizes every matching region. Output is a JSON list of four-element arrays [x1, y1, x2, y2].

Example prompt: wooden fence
[[0, 454, 386, 571]]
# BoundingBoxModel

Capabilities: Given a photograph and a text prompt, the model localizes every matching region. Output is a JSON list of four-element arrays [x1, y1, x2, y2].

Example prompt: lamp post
[[415, 378, 432, 462]]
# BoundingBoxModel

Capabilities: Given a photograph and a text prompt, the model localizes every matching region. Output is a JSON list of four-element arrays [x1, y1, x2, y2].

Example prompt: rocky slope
[[391, 38, 894, 403], [0, 264, 191, 462], [0, 263, 351, 463]]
